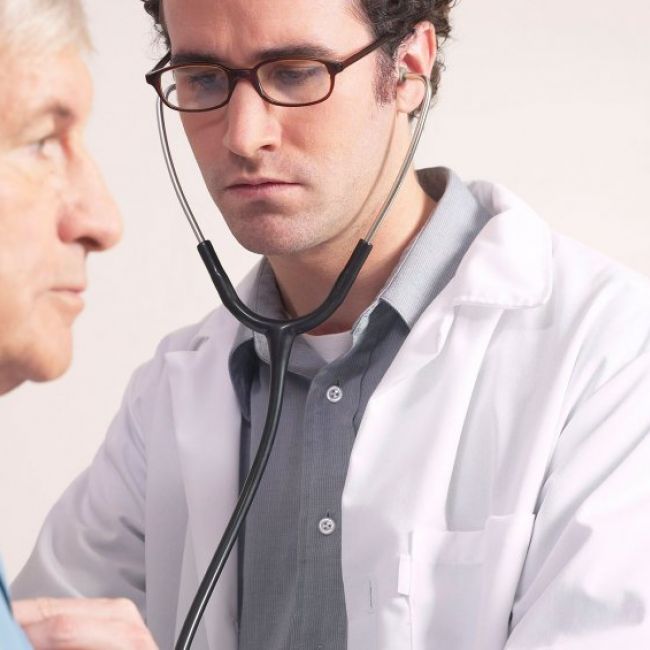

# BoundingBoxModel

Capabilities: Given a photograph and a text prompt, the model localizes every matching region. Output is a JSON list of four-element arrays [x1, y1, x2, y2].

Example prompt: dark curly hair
[[351, 0, 455, 101], [141, 0, 455, 102]]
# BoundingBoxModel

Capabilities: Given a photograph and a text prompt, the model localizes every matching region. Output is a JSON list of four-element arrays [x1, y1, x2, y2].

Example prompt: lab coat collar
[[453, 181, 553, 309], [373, 181, 554, 393]]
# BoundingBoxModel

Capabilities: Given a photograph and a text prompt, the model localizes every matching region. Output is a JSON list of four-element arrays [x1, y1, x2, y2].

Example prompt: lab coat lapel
[[165, 312, 240, 650], [164, 264, 262, 650], [347, 188, 553, 513]]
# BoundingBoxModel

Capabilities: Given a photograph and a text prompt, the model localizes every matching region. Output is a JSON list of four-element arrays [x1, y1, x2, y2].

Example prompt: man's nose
[[221, 81, 281, 158], [58, 148, 122, 252]]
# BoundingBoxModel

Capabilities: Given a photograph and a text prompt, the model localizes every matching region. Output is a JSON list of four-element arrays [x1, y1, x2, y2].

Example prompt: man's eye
[[189, 73, 219, 88], [180, 70, 227, 94], [268, 62, 327, 87], [272, 65, 322, 86]]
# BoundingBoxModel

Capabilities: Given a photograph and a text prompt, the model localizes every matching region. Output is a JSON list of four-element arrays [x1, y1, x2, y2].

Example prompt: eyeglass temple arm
[[337, 29, 414, 71]]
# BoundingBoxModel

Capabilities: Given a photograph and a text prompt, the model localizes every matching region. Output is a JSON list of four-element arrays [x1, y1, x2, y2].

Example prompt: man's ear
[[395, 22, 437, 115]]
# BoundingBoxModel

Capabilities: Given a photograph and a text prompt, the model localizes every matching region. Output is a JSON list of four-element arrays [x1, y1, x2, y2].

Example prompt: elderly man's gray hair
[[0, 0, 90, 54]]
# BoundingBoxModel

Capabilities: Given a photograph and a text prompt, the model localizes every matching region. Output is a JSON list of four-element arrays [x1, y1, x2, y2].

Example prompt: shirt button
[[318, 517, 336, 536], [326, 385, 343, 403]]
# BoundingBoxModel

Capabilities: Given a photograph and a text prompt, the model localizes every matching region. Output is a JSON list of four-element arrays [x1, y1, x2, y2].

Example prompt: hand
[[13, 597, 158, 650]]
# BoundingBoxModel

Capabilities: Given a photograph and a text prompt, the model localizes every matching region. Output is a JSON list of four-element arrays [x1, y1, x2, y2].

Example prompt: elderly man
[[0, 0, 158, 648], [14, 0, 650, 649]]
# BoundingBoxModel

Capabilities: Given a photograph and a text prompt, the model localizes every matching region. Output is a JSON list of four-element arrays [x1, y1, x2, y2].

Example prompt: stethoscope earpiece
[[399, 67, 408, 84]]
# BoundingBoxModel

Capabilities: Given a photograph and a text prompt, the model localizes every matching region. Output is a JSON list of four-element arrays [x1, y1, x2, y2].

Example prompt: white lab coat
[[14, 181, 650, 649]]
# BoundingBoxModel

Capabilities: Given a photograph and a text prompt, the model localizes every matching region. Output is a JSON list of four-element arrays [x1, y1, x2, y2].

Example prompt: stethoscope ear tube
[[164, 74, 432, 650]]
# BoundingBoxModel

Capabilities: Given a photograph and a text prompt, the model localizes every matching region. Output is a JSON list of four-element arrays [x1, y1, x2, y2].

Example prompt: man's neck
[[267, 169, 436, 335]]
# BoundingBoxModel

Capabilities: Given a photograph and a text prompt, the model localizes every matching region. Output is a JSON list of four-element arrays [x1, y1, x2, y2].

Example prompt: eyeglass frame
[[145, 31, 407, 113]]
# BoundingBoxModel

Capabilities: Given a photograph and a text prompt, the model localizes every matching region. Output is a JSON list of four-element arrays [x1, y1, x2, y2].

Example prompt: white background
[[1, 0, 649, 579]]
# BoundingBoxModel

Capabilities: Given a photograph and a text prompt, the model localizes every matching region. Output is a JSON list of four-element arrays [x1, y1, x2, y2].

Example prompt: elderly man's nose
[[222, 81, 281, 158], [58, 153, 122, 251]]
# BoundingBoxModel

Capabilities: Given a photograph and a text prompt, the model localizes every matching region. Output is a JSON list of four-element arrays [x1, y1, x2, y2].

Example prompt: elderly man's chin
[[36, 301, 80, 377], [23, 335, 74, 387], [3, 317, 76, 394]]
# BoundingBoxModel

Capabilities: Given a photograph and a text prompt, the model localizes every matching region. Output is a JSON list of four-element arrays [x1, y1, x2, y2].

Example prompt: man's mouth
[[225, 177, 301, 198]]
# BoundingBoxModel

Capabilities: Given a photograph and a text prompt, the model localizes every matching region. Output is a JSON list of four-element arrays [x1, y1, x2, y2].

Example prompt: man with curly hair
[[15, 1, 650, 648]]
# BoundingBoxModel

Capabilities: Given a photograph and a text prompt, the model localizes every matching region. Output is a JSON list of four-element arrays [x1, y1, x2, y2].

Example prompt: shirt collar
[[371, 167, 492, 329], [0, 557, 12, 611]]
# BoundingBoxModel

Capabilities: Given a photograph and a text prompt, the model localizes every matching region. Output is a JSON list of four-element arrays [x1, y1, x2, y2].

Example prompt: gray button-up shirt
[[229, 168, 492, 649]]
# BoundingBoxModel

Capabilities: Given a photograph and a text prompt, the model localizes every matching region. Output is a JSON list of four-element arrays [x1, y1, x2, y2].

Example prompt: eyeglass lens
[[161, 60, 333, 110]]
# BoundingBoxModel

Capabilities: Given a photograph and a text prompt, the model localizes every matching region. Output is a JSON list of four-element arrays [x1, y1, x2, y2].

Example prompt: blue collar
[[0, 557, 12, 612]]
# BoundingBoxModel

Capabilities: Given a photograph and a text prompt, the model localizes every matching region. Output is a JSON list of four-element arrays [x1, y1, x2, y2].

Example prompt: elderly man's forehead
[[0, 47, 89, 135]]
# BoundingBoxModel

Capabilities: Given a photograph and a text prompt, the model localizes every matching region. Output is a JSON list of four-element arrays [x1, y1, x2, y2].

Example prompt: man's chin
[[224, 216, 316, 257], [232, 236, 310, 257]]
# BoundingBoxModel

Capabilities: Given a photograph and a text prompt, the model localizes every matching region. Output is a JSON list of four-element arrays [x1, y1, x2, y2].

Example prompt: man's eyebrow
[[170, 43, 338, 67]]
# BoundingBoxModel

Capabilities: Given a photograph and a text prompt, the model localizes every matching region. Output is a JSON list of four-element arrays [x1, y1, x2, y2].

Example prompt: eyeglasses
[[145, 32, 398, 113]]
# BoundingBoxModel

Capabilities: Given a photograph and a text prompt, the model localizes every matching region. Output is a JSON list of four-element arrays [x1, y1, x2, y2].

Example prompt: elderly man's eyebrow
[[171, 43, 338, 67], [25, 101, 76, 123], [14, 101, 76, 137]]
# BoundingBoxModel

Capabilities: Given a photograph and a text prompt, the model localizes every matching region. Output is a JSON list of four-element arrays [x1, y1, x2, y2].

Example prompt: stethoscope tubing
[[156, 73, 432, 650]]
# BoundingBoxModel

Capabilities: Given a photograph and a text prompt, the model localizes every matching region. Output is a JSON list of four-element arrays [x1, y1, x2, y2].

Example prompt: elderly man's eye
[[30, 133, 65, 161]]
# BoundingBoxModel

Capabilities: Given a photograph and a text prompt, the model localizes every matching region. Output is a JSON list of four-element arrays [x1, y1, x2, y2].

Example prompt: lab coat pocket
[[407, 513, 535, 650]]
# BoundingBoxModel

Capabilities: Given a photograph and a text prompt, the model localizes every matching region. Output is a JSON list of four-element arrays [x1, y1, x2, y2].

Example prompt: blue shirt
[[0, 558, 31, 649]]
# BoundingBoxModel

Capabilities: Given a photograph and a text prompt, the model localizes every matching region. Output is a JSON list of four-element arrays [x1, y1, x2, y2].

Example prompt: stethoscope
[[154, 69, 432, 650]]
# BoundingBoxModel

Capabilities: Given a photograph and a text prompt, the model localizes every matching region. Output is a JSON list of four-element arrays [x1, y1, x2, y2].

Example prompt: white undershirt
[[302, 330, 354, 364]]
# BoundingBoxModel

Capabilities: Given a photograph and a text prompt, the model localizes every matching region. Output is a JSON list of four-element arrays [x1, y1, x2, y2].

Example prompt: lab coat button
[[326, 385, 343, 403], [318, 517, 336, 536]]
